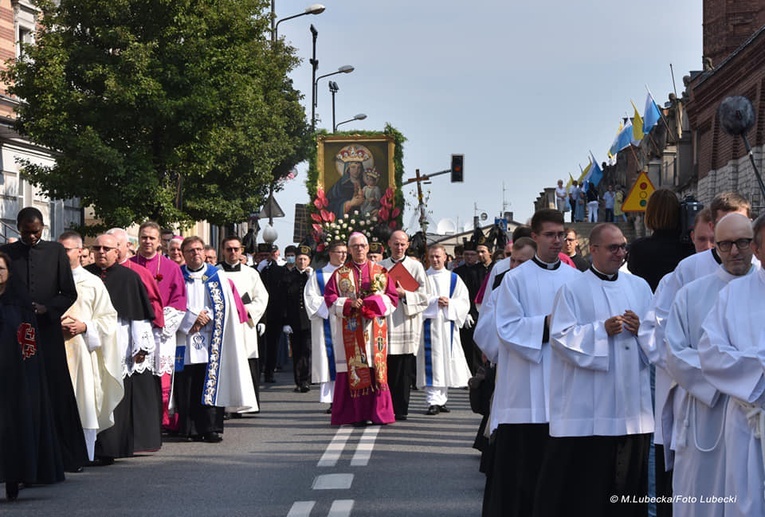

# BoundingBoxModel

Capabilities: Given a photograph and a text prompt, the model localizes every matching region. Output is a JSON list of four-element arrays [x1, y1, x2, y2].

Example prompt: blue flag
[[643, 92, 661, 135]]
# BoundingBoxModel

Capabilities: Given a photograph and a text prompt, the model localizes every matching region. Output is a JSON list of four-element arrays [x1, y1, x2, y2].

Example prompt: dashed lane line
[[312, 473, 354, 490], [286, 501, 315, 517], [318, 427, 353, 467], [327, 499, 354, 517], [350, 425, 380, 467]]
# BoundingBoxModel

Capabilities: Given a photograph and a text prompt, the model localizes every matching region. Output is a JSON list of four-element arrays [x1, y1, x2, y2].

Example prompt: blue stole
[[180, 264, 227, 406], [316, 269, 336, 381], [423, 272, 458, 386]]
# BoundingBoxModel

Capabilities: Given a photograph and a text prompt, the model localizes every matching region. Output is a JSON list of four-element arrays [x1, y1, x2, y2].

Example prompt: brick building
[[0, 0, 82, 241], [685, 23, 765, 214]]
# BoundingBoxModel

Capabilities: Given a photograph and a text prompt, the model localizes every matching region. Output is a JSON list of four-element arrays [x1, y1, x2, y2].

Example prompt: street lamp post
[[310, 24, 319, 132], [272, 3, 325, 43], [328, 81, 339, 134], [312, 65, 354, 130], [334, 113, 367, 133]]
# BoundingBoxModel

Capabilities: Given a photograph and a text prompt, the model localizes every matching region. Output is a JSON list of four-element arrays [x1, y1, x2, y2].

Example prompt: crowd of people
[[470, 191, 762, 517], [2, 190, 764, 517]]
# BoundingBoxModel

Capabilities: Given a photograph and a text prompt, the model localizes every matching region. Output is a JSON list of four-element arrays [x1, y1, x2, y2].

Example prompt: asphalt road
[[3, 372, 485, 517]]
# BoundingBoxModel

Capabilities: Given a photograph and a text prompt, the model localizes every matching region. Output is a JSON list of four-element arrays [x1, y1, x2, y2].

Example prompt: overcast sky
[[266, 0, 703, 243]]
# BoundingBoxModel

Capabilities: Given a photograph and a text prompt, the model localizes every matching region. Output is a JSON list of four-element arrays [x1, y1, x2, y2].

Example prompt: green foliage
[[4, 0, 310, 227]]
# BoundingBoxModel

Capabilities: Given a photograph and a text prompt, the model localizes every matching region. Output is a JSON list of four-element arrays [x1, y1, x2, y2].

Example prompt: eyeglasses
[[540, 231, 566, 240], [184, 247, 205, 254], [91, 246, 115, 252], [225, 247, 240, 252], [593, 243, 627, 253], [717, 238, 753, 252], [564, 238, 576, 243]]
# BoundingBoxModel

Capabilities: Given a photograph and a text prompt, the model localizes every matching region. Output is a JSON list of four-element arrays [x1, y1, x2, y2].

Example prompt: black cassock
[[454, 262, 491, 374], [0, 240, 87, 473], [85, 263, 159, 458], [0, 276, 63, 485]]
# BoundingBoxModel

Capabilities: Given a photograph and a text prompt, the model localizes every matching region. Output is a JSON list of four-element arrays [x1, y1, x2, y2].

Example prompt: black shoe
[[203, 432, 223, 443], [265, 376, 276, 383], [300, 384, 311, 393], [293, 386, 301, 393], [325, 405, 333, 414], [88, 456, 115, 467], [425, 405, 440, 415], [6, 482, 19, 501], [66, 465, 84, 473], [395, 414, 408, 421], [438, 405, 451, 413]]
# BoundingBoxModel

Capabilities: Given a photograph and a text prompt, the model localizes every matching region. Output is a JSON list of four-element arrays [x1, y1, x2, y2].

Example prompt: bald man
[[380, 230, 430, 420], [664, 213, 757, 517]]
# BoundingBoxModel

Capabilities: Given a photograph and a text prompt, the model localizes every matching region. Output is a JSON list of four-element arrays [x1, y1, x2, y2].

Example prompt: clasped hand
[[605, 310, 640, 336]]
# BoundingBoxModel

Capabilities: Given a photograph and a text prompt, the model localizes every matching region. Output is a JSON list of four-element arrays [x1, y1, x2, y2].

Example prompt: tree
[[3, 0, 310, 228]]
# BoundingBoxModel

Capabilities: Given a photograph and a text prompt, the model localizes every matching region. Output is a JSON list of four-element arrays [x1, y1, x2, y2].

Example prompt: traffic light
[[451, 154, 464, 183]]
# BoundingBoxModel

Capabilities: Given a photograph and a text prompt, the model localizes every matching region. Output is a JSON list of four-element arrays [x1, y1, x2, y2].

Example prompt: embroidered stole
[[180, 264, 226, 406], [316, 269, 336, 381], [335, 262, 389, 396], [423, 272, 458, 386]]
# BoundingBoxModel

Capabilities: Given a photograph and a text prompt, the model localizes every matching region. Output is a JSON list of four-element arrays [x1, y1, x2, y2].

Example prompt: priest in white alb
[[665, 213, 757, 517], [483, 209, 580, 517], [417, 244, 471, 415], [539, 223, 655, 517], [698, 212, 765, 517], [58, 231, 122, 461], [380, 230, 430, 421]]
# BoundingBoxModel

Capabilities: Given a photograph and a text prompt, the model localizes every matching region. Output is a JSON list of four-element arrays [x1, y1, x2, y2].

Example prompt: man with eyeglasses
[[305, 240, 347, 412], [538, 223, 654, 516], [175, 236, 257, 442], [483, 208, 580, 517], [663, 213, 757, 517], [645, 192, 754, 507], [563, 228, 589, 272], [204, 245, 218, 265], [217, 235, 268, 411], [85, 233, 159, 464], [323, 232, 399, 426], [1, 207, 87, 474], [697, 212, 765, 517]]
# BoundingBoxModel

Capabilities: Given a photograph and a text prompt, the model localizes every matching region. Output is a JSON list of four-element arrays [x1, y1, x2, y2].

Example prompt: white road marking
[[318, 427, 353, 467], [287, 501, 315, 517], [327, 499, 354, 517], [312, 473, 354, 490], [350, 425, 380, 466]]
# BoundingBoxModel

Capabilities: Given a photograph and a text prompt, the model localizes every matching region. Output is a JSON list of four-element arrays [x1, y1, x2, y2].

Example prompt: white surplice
[[665, 265, 756, 517], [305, 263, 339, 403], [698, 268, 765, 517], [491, 258, 581, 431], [178, 266, 257, 412], [417, 268, 471, 391], [549, 269, 655, 437], [221, 264, 269, 359], [63, 266, 123, 460], [379, 256, 430, 356]]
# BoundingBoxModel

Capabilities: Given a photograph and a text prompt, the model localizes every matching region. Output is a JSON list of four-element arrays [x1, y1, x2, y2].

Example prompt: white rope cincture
[[735, 398, 765, 502]]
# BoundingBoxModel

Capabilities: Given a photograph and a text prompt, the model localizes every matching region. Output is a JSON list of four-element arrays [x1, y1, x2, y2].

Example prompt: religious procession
[[4, 1, 765, 516]]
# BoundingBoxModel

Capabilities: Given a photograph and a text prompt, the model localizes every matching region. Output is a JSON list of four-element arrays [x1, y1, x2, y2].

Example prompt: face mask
[[286, 256, 296, 264]]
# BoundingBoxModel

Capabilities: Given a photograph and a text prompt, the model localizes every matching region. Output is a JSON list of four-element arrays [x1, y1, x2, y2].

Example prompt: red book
[[387, 261, 420, 292]]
